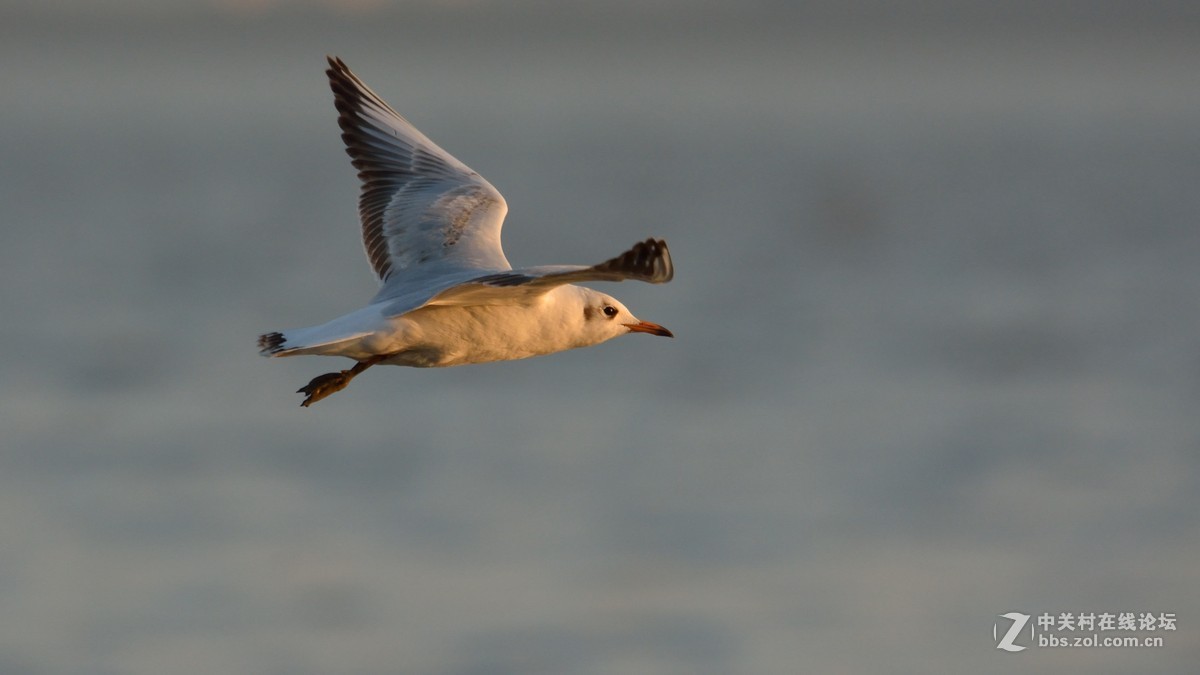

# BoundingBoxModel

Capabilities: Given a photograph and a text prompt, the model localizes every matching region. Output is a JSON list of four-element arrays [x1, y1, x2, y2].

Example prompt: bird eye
[[603, 305, 618, 318]]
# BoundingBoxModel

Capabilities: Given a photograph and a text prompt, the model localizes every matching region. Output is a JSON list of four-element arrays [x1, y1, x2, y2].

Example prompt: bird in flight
[[258, 57, 675, 406]]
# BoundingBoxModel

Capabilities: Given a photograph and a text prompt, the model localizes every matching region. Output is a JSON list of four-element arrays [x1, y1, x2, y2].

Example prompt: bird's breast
[[397, 301, 579, 367]]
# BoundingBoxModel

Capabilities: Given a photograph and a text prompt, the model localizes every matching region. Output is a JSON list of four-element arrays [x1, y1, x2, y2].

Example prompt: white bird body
[[259, 57, 674, 406], [269, 286, 638, 367]]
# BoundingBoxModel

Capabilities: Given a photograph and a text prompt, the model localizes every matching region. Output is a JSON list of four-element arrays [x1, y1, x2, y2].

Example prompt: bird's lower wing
[[381, 238, 673, 315]]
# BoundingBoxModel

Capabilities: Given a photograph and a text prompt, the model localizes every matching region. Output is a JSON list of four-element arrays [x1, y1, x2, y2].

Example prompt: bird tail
[[259, 306, 387, 358], [257, 325, 374, 358], [257, 331, 294, 357]]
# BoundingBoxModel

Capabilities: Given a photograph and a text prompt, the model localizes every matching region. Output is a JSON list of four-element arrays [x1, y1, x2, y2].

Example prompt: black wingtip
[[257, 331, 287, 356], [599, 237, 674, 284], [643, 238, 674, 283]]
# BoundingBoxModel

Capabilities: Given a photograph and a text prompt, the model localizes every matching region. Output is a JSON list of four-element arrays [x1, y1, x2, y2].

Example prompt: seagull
[[258, 57, 675, 407]]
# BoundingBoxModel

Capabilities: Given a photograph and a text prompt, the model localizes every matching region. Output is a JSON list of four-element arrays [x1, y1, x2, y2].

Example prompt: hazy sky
[[2, 2, 1197, 673]]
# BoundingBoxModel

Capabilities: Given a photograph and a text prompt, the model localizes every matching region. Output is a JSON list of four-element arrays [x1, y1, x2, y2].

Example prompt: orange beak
[[624, 321, 674, 338]]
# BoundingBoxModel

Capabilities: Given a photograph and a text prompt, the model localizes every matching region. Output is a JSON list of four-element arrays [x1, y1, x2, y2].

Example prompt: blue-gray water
[[2, 3, 1198, 673]]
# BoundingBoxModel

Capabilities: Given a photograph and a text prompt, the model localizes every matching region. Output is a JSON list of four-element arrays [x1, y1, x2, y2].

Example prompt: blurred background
[[1, 1, 1198, 673]]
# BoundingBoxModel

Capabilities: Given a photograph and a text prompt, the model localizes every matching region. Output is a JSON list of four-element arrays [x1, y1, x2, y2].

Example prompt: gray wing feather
[[467, 237, 672, 287], [380, 238, 673, 314], [327, 57, 511, 298]]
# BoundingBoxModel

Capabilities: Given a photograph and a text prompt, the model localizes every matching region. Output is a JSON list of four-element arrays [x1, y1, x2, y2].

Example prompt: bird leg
[[297, 356, 383, 407]]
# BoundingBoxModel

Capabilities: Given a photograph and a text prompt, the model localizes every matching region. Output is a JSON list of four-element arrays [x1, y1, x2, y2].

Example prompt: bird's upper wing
[[380, 238, 673, 316], [326, 56, 512, 302]]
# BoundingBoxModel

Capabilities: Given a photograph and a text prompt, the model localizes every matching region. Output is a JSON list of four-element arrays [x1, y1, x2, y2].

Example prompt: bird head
[[575, 288, 673, 346]]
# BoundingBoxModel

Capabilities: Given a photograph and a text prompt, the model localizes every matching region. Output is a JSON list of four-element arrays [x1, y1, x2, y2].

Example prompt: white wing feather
[[326, 56, 511, 302]]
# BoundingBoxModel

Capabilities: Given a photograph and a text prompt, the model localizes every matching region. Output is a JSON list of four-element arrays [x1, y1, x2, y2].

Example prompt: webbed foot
[[298, 370, 354, 407], [295, 357, 383, 408]]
